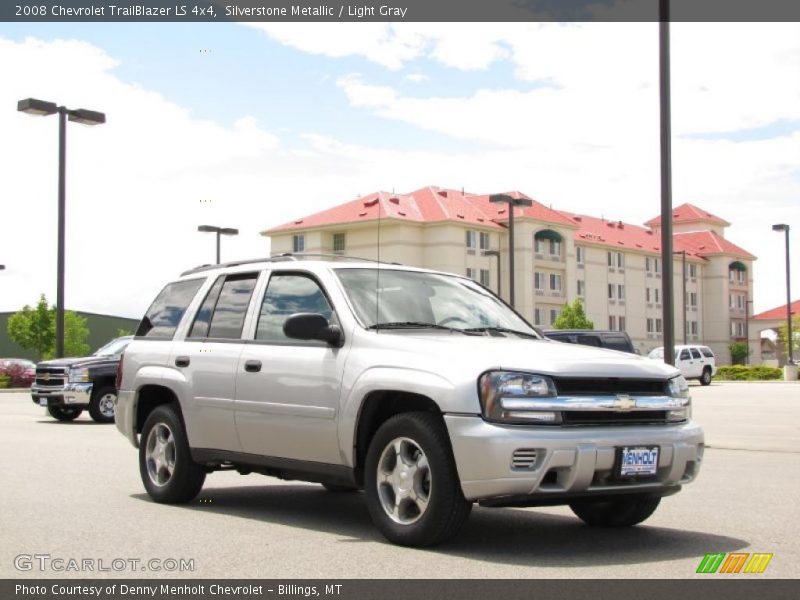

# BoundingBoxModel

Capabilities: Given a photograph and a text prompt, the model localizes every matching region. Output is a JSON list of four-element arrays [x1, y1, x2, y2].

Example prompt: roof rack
[[180, 253, 402, 276]]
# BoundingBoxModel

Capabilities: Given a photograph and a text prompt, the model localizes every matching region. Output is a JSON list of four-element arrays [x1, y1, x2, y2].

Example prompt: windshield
[[335, 268, 539, 336], [93, 337, 131, 357]]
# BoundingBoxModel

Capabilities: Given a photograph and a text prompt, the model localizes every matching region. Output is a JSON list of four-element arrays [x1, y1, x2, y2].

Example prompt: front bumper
[[31, 383, 93, 408], [445, 415, 704, 502]]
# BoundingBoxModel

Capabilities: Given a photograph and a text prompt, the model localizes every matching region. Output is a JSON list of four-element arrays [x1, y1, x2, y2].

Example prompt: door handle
[[175, 356, 190, 368], [244, 360, 262, 373]]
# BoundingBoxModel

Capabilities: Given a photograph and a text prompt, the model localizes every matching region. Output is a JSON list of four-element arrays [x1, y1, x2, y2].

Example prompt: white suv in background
[[648, 345, 717, 386]]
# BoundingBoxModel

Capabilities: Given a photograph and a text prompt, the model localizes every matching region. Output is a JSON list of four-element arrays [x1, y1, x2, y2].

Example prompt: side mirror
[[283, 313, 343, 347]]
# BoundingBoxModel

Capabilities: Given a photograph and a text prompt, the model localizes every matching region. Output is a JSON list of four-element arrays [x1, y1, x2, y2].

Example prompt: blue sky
[[0, 22, 797, 317]]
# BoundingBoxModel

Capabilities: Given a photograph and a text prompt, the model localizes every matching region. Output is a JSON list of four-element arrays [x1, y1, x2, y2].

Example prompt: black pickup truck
[[31, 336, 131, 423]]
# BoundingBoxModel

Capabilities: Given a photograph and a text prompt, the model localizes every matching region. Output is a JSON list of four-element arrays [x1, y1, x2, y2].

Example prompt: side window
[[136, 279, 204, 339], [188, 276, 225, 338], [701, 347, 714, 358], [256, 274, 336, 343], [206, 273, 258, 339], [690, 348, 702, 360], [680, 349, 691, 360]]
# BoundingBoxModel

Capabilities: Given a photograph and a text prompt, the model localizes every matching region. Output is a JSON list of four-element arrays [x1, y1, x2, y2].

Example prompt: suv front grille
[[35, 367, 67, 387], [552, 377, 667, 396], [561, 410, 669, 426]]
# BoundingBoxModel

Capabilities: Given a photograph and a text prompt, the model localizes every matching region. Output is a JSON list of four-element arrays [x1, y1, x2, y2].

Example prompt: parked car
[[648, 345, 717, 386], [0, 358, 36, 388], [544, 330, 636, 354], [31, 336, 132, 422], [116, 256, 703, 547]]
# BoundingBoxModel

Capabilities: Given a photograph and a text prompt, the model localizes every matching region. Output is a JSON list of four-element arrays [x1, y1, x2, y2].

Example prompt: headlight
[[478, 371, 558, 424], [666, 375, 691, 422], [68, 367, 90, 383], [667, 375, 689, 398]]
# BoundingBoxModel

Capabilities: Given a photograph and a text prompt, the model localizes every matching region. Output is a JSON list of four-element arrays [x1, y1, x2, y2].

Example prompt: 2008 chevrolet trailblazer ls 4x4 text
[[115, 255, 703, 546]]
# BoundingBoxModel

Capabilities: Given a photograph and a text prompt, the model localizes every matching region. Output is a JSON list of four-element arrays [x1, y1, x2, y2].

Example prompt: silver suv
[[115, 256, 704, 546]]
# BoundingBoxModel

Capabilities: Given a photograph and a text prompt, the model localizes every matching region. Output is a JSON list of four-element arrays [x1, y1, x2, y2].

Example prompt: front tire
[[47, 406, 82, 421], [700, 367, 712, 386], [364, 412, 471, 547], [89, 385, 117, 423], [570, 494, 661, 527], [139, 404, 205, 504]]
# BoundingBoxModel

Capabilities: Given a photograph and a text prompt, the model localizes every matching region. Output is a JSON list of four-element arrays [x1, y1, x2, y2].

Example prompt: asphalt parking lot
[[1, 382, 798, 579]]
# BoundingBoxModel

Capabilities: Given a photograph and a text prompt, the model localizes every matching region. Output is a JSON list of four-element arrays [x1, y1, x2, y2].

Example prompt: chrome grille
[[35, 367, 67, 387]]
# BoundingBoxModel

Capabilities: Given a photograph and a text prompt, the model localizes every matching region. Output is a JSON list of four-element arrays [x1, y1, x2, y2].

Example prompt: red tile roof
[[556, 210, 683, 255], [752, 299, 800, 321], [644, 203, 731, 228], [672, 230, 756, 260]]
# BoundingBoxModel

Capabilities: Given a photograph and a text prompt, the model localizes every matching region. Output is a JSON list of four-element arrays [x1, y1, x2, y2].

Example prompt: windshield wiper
[[463, 326, 540, 339], [367, 321, 462, 332]]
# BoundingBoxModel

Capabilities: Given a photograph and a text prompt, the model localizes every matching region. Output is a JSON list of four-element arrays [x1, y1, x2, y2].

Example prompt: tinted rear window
[[701, 347, 715, 358], [207, 273, 258, 339], [603, 336, 633, 352], [136, 279, 204, 339]]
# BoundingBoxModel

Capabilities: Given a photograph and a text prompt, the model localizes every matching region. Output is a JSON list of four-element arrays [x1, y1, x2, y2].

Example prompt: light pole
[[772, 223, 793, 364], [490, 194, 532, 308], [482, 250, 501, 297], [745, 298, 753, 365], [17, 98, 106, 359], [674, 250, 686, 345], [198, 225, 239, 264]]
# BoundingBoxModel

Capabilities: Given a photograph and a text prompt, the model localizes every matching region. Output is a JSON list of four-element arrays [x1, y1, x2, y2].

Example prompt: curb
[[0, 388, 31, 394]]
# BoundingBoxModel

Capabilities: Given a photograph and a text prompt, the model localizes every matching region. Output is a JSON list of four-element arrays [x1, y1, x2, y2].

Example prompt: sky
[[0, 21, 798, 319]]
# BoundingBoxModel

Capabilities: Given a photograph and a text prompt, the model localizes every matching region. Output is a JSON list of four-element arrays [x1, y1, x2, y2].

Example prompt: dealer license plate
[[38, 398, 47, 407], [618, 446, 659, 477]]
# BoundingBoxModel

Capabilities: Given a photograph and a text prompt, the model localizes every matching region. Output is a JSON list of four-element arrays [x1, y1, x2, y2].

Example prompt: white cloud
[[404, 73, 429, 83]]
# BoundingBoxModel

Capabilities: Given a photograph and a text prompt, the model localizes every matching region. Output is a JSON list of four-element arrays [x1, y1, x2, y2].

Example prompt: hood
[[37, 355, 120, 369], [365, 330, 680, 380]]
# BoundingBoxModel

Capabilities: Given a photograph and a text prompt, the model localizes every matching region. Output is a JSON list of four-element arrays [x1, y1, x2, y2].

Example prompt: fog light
[[667, 408, 689, 422]]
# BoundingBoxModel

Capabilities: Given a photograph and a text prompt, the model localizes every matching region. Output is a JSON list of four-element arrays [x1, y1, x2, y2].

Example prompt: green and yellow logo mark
[[696, 552, 773, 574]]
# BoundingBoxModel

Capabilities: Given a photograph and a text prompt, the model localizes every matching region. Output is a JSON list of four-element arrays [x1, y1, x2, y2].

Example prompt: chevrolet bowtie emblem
[[613, 394, 636, 411], [43, 373, 50, 382]]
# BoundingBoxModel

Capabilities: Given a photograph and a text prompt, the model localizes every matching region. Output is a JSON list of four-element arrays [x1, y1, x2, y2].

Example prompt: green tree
[[777, 316, 800, 360], [7, 295, 90, 360], [728, 341, 750, 365], [552, 299, 594, 330]]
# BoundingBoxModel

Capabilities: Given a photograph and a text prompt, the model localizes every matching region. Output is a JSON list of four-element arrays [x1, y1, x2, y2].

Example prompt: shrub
[[0, 374, 9, 389], [714, 365, 783, 381], [0, 363, 34, 388]]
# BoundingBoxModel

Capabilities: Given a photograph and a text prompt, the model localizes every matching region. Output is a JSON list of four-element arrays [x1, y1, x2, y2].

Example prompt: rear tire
[[700, 367, 712, 386], [139, 404, 205, 504], [570, 494, 661, 527], [89, 385, 117, 423], [364, 412, 471, 547], [48, 406, 82, 421]]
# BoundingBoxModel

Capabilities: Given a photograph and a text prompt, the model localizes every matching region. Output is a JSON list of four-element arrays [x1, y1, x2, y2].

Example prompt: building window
[[617, 284, 625, 300], [550, 273, 562, 292], [609, 315, 617, 330], [576, 246, 584, 264], [607, 252, 613, 267], [647, 257, 661, 273], [550, 309, 559, 324], [292, 234, 305, 253], [466, 230, 476, 249], [646, 288, 651, 303], [479, 232, 490, 250], [687, 320, 698, 336], [618, 316, 626, 331], [647, 318, 654, 333], [655, 288, 661, 304], [549, 239, 561, 256], [535, 272, 546, 290], [608, 251, 623, 268], [689, 264, 697, 278], [535, 238, 546, 254], [608, 283, 615, 299], [656, 318, 663, 333], [729, 294, 734, 309], [688, 292, 697, 307], [577, 280, 585, 296], [466, 268, 475, 280], [479, 269, 490, 287], [534, 308, 542, 326], [332, 232, 346, 253]]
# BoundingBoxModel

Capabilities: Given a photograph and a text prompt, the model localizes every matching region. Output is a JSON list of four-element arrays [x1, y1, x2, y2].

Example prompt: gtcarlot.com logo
[[14, 554, 195, 573], [696, 552, 773, 574]]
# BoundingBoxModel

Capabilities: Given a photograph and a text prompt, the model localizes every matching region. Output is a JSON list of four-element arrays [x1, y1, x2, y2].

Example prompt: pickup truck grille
[[35, 367, 67, 388], [552, 377, 667, 396]]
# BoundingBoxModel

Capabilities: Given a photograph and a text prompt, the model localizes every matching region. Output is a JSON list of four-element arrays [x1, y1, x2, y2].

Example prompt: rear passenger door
[[234, 271, 347, 465], [170, 272, 260, 453]]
